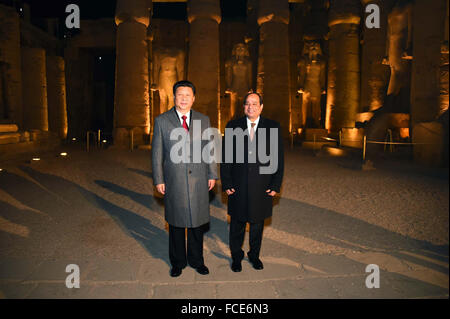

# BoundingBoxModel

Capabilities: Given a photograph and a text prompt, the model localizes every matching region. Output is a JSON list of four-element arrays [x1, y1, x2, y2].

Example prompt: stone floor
[[0, 143, 448, 299]]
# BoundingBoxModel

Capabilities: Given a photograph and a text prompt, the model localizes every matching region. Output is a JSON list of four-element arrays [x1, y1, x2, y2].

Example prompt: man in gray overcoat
[[152, 80, 218, 277]]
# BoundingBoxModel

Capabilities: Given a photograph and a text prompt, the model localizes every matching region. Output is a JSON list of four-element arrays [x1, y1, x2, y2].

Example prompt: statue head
[[232, 43, 250, 60], [302, 40, 323, 62]]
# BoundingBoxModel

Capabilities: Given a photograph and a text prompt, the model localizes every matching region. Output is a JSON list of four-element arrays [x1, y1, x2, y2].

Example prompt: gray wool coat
[[151, 107, 218, 228]]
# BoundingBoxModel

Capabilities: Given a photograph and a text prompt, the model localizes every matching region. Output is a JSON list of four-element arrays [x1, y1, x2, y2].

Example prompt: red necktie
[[182, 115, 189, 132]]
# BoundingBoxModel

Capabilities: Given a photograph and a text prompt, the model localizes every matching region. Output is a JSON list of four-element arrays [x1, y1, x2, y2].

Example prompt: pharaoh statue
[[381, 0, 413, 113], [297, 40, 326, 128], [225, 43, 253, 120], [152, 46, 185, 114]]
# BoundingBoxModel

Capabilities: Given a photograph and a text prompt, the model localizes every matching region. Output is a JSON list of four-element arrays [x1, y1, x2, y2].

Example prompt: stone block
[[413, 122, 444, 166], [304, 128, 328, 141], [0, 132, 20, 145], [341, 127, 364, 149], [0, 124, 18, 133]]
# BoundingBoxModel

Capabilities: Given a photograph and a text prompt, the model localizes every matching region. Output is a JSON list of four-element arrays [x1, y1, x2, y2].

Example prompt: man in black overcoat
[[220, 92, 284, 272]]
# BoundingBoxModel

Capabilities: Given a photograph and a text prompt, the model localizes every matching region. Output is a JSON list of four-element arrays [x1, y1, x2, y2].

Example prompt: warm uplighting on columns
[[46, 56, 68, 139], [325, 0, 361, 133], [187, 0, 222, 129], [114, 0, 151, 147]]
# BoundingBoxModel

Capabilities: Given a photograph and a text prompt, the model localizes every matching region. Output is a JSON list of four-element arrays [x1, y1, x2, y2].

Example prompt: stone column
[[325, 0, 361, 133], [289, 3, 306, 133], [147, 28, 155, 139], [21, 47, 48, 131], [410, 0, 448, 166], [440, 0, 449, 116], [257, 0, 290, 137], [410, 0, 447, 124], [0, 5, 23, 128], [114, 0, 151, 147], [46, 56, 68, 139], [360, 0, 393, 112], [187, 0, 221, 129]]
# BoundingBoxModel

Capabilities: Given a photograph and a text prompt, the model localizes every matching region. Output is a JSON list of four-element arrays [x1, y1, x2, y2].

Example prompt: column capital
[[115, 0, 152, 27], [187, 0, 221, 24], [257, 0, 289, 25], [328, 0, 361, 27]]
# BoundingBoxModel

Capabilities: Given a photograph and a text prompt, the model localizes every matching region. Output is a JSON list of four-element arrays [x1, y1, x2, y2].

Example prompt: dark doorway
[[92, 50, 115, 136]]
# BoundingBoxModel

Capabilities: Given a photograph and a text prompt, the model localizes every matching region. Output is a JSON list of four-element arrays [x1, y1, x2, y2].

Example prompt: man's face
[[244, 94, 263, 121], [174, 86, 195, 114]]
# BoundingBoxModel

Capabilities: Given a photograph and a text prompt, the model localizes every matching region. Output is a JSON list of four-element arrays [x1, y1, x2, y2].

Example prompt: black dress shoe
[[195, 264, 209, 275], [248, 257, 264, 270], [231, 260, 242, 272], [170, 267, 182, 277]]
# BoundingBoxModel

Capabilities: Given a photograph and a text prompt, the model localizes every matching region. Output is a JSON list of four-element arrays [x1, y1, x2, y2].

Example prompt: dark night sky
[[9, 0, 247, 21]]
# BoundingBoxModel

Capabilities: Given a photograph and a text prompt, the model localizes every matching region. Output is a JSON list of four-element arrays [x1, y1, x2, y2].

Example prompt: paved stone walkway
[[0, 144, 448, 299]]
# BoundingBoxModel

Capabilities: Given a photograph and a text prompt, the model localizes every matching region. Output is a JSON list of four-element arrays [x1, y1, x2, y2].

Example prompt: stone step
[[0, 132, 61, 161], [302, 141, 337, 150], [0, 124, 19, 133], [304, 129, 328, 141], [137, 144, 151, 151], [317, 145, 350, 157], [0, 132, 21, 145]]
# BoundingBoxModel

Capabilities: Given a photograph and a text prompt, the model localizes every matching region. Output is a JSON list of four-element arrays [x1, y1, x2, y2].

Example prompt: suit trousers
[[169, 224, 204, 268], [229, 217, 264, 262]]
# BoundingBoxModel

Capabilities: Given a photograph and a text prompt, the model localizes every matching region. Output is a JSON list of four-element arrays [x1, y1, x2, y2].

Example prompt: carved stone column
[[325, 0, 361, 133], [360, 0, 393, 112], [0, 6, 23, 128], [257, 0, 290, 137], [21, 47, 48, 131], [411, 0, 447, 123], [114, 0, 151, 147], [187, 0, 221, 128], [46, 55, 68, 139]]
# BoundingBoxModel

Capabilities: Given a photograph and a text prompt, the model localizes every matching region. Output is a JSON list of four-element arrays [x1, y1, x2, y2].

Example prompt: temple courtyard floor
[[0, 143, 448, 299]]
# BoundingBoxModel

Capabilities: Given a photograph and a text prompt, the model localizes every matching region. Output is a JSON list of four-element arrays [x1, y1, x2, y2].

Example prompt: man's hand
[[266, 189, 276, 197], [156, 184, 165, 195], [226, 188, 236, 195], [208, 179, 216, 191]]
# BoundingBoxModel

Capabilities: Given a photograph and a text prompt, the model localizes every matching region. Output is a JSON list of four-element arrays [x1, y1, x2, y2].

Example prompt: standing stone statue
[[297, 41, 326, 128], [225, 43, 253, 120], [381, 0, 413, 113], [152, 46, 185, 114]]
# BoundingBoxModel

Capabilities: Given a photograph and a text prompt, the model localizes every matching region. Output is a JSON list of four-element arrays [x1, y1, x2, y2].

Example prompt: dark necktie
[[182, 115, 189, 132]]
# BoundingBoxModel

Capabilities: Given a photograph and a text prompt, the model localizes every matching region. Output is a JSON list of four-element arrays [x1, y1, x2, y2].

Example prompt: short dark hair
[[173, 80, 196, 95], [243, 92, 263, 105]]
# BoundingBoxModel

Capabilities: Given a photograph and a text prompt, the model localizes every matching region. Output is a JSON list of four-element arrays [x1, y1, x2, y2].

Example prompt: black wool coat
[[220, 116, 284, 223]]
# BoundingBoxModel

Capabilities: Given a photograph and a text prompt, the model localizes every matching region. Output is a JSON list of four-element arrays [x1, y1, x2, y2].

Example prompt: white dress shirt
[[175, 109, 191, 127], [246, 116, 260, 132]]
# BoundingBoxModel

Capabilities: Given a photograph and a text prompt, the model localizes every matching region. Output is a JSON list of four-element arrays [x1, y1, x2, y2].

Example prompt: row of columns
[[113, 0, 364, 141], [114, 0, 293, 143], [113, 0, 448, 146], [0, 5, 67, 138], [21, 48, 68, 138]]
